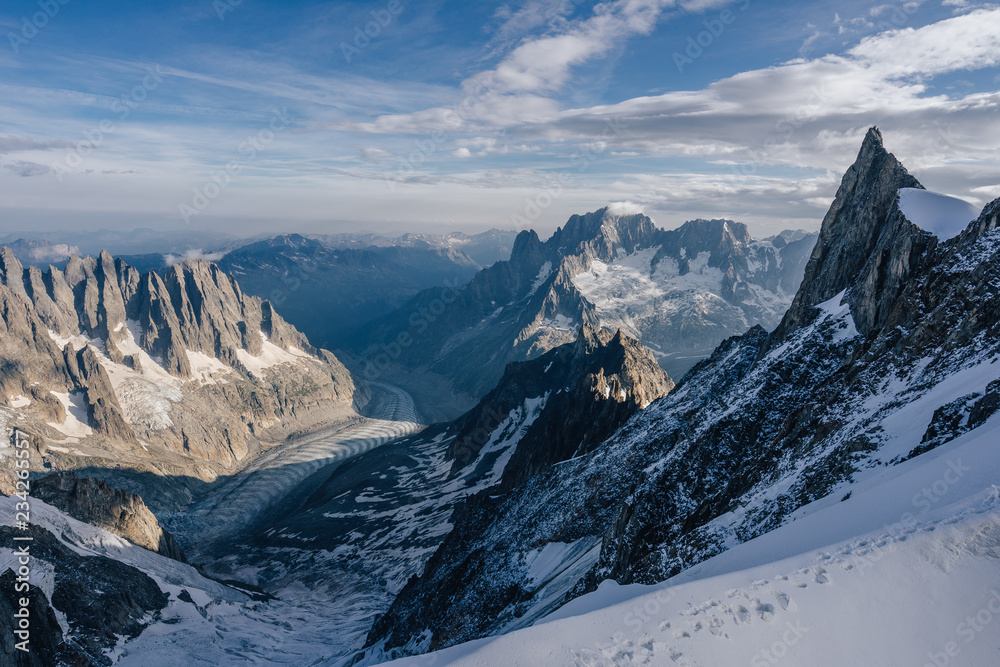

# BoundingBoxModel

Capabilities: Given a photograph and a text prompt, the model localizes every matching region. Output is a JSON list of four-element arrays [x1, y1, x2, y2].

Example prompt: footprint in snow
[[774, 592, 790, 610], [756, 602, 775, 622], [815, 568, 830, 584]]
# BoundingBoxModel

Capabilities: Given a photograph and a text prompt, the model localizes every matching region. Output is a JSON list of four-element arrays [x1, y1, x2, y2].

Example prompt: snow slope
[[388, 415, 1000, 667], [899, 188, 981, 240]]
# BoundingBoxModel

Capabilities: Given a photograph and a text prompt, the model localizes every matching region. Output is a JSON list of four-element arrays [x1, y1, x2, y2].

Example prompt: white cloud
[[164, 249, 228, 266]]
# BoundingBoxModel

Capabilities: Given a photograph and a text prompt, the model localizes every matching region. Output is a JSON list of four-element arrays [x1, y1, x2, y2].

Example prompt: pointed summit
[[861, 125, 884, 151], [768, 128, 929, 345]]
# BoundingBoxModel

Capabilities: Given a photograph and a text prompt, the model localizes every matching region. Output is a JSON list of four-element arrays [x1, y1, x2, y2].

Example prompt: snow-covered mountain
[[319, 228, 519, 270], [2, 127, 997, 667], [353, 128, 1000, 663], [349, 209, 814, 419], [1, 323, 671, 665], [571, 221, 814, 378], [0, 251, 367, 508]]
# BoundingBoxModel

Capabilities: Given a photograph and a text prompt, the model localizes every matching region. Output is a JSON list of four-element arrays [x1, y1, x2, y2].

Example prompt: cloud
[[494, 9, 1000, 168], [3, 160, 53, 177], [328, 8, 1000, 236], [354, 0, 682, 135], [0, 136, 71, 155], [485, 0, 582, 57], [359, 147, 394, 162], [163, 249, 228, 266], [799, 27, 823, 55]]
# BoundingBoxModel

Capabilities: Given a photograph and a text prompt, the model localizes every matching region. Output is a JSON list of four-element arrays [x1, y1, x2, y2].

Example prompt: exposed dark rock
[[0, 525, 168, 666], [0, 570, 90, 667], [33, 472, 187, 562], [769, 127, 930, 345]]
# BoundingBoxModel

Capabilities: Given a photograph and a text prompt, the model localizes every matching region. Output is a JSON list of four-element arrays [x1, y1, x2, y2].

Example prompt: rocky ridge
[[355, 128, 1000, 660], [0, 252, 367, 509], [223, 324, 674, 663]]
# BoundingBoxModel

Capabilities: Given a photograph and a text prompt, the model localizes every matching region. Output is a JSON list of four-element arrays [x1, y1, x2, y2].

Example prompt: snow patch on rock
[[236, 334, 316, 380], [47, 391, 93, 438], [898, 188, 980, 241]]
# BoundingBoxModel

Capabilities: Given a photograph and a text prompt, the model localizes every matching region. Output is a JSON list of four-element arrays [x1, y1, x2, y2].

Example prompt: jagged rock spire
[[768, 127, 930, 345]]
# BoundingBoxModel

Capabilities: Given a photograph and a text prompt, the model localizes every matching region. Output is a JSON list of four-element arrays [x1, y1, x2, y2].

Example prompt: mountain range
[[348, 208, 815, 419], [1, 128, 998, 666]]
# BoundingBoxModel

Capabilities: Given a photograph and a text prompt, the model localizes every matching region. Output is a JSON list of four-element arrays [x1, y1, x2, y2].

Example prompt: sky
[[0, 0, 999, 240]]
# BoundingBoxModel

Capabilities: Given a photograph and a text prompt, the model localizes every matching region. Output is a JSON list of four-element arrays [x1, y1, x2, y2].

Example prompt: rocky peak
[[1, 248, 363, 471], [509, 229, 541, 261], [549, 207, 657, 260], [768, 127, 930, 345], [445, 324, 673, 485]]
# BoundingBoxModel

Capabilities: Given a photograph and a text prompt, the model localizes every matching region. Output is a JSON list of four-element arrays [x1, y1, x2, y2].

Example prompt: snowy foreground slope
[[386, 417, 1000, 666]]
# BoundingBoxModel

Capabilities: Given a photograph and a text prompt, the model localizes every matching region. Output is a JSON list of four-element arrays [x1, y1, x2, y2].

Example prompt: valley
[[2, 128, 999, 667]]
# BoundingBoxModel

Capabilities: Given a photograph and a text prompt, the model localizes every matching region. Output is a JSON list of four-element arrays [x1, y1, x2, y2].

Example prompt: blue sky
[[1, 0, 999, 238]]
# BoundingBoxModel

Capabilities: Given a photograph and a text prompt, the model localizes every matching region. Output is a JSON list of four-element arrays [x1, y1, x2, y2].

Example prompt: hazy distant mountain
[[0, 227, 241, 262], [318, 228, 519, 269], [0, 238, 81, 266]]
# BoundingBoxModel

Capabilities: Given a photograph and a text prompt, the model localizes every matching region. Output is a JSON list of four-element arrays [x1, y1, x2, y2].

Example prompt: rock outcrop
[[0, 524, 169, 666], [33, 472, 187, 562], [769, 126, 930, 343], [447, 324, 673, 488]]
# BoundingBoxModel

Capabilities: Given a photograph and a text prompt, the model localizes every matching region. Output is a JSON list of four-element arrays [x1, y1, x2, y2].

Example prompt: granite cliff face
[[349, 208, 813, 418], [355, 129, 1000, 661], [0, 252, 367, 508], [33, 472, 187, 562], [770, 126, 930, 343]]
